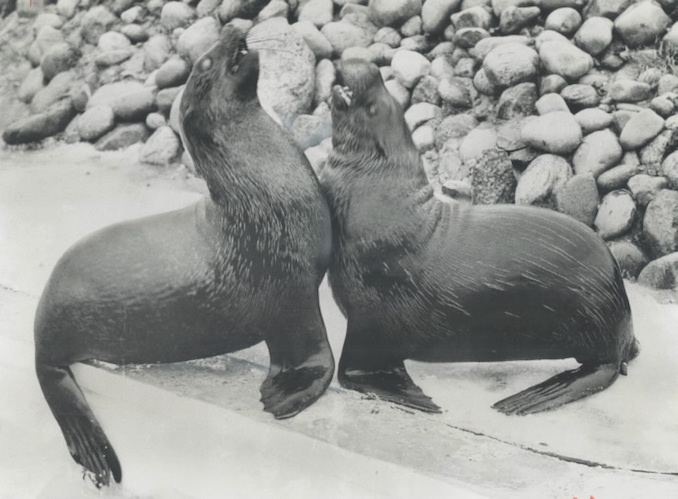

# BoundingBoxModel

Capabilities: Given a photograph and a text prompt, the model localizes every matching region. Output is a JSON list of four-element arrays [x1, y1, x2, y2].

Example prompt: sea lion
[[34, 26, 334, 486], [320, 59, 639, 417]]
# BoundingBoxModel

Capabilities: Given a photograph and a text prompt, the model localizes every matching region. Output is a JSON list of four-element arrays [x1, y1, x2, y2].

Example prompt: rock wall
[[3, 0, 678, 289]]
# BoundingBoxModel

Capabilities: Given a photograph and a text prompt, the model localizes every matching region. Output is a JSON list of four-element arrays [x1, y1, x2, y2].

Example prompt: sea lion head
[[331, 59, 414, 161], [180, 25, 259, 138]]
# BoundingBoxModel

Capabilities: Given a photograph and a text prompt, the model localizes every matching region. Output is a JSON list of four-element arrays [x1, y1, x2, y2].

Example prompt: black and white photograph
[[1, 0, 677, 497]]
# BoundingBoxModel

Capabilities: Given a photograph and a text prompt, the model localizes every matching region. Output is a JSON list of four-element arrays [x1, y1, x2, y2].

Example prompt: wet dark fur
[[34, 26, 333, 486], [321, 60, 639, 416]]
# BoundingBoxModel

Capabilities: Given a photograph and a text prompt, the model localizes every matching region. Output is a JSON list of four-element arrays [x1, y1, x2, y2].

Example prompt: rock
[[374, 27, 402, 47], [31, 71, 75, 114], [535, 93, 569, 115], [392, 50, 431, 88], [121, 5, 145, 23], [404, 102, 442, 130], [144, 34, 172, 72], [176, 17, 220, 64], [321, 21, 374, 56], [111, 0, 135, 14], [78, 105, 115, 142], [146, 112, 167, 130], [2, 99, 76, 145], [628, 174, 669, 206], [400, 15, 423, 37], [594, 190, 636, 240], [451, 6, 493, 30], [314, 58, 335, 106], [472, 69, 496, 95], [662, 22, 678, 56], [662, 150, 678, 188], [496, 82, 537, 119], [650, 95, 676, 118], [614, 1, 671, 48], [139, 126, 181, 165], [435, 113, 478, 149], [441, 179, 473, 202], [560, 84, 600, 109], [515, 154, 572, 207], [412, 75, 441, 105], [293, 21, 333, 59], [608, 241, 648, 280], [156, 86, 183, 113], [572, 129, 622, 178], [575, 108, 613, 134], [160, 2, 195, 30], [496, 118, 527, 151], [640, 130, 672, 171], [57, 0, 80, 19], [304, 137, 332, 174], [422, 0, 461, 34], [98, 31, 132, 52], [121, 25, 149, 43], [155, 57, 191, 89], [454, 27, 491, 48], [40, 43, 79, 82], [168, 87, 184, 135], [70, 84, 91, 113], [619, 109, 665, 150], [539, 40, 594, 81], [638, 252, 678, 289], [95, 123, 149, 151], [291, 111, 333, 150], [385, 79, 410, 107], [459, 126, 498, 163], [657, 74, 678, 95], [298, 0, 333, 27], [540, 74, 568, 95], [88, 81, 156, 121], [341, 46, 376, 62], [584, 0, 634, 18], [644, 189, 678, 258], [482, 43, 539, 88], [368, 0, 422, 27], [545, 8, 582, 36], [573, 17, 613, 56], [17, 68, 44, 104], [521, 111, 583, 154], [470, 149, 516, 204], [412, 124, 435, 151], [438, 77, 472, 108], [472, 35, 529, 59], [95, 49, 134, 68], [597, 163, 639, 191], [36, 26, 64, 55], [609, 80, 652, 103], [81, 6, 118, 45], [500, 6, 541, 34], [254, 18, 316, 123], [555, 173, 599, 226]]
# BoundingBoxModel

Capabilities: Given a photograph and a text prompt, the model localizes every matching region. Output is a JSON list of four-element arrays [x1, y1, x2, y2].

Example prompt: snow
[[1, 144, 677, 498]]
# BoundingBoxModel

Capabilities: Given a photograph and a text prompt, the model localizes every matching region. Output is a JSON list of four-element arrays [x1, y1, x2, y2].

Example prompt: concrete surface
[[1, 143, 677, 498]]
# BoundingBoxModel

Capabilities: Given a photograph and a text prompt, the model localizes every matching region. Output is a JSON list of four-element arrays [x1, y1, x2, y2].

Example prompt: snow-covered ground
[[1, 144, 677, 498]]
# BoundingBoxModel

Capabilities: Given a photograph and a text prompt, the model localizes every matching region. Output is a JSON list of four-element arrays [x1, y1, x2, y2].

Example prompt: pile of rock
[[3, 0, 678, 289]]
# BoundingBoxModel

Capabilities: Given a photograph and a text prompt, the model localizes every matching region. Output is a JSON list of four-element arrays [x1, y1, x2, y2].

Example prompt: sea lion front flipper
[[36, 363, 122, 486], [260, 304, 334, 419], [339, 364, 442, 413], [492, 362, 620, 416]]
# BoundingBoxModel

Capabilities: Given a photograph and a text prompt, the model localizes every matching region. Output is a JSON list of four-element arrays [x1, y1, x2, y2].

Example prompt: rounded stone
[[499, 6, 541, 35], [555, 173, 599, 226], [293, 21, 333, 59], [155, 57, 191, 89], [661, 150, 678, 188], [368, 0, 422, 27], [609, 79, 652, 103], [540, 74, 568, 95], [614, 1, 671, 48], [176, 17, 221, 64], [80, 6, 118, 46], [594, 190, 637, 240], [40, 43, 80, 82], [572, 129, 622, 178], [574, 108, 613, 135], [515, 153, 573, 207], [422, 0, 461, 34], [521, 111, 583, 154], [298, 0, 333, 28], [451, 6, 492, 30], [482, 43, 539, 88], [459, 126, 499, 163], [638, 252, 678, 289], [496, 82, 538, 119], [391, 49, 431, 88], [619, 109, 665, 150], [139, 126, 181, 166], [78, 105, 116, 142], [597, 163, 639, 192], [539, 40, 594, 81], [544, 8, 582, 36], [404, 102, 442, 130], [98, 31, 133, 52], [87, 81, 156, 121], [574, 17, 613, 56], [144, 34, 173, 72], [608, 241, 649, 280], [628, 174, 669, 206], [321, 21, 374, 56], [643, 189, 678, 258], [560, 84, 600, 109]]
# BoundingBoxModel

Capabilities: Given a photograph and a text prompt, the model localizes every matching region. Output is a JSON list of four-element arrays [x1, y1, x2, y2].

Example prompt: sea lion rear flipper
[[492, 362, 620, 416], [36, 363, 122, 486], [260, 305, 335, 419], [339, 364, 442, 413]]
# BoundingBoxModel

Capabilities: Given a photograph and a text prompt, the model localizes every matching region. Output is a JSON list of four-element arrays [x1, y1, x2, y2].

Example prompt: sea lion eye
[[368, 104, 378, 117], [231, 39, 249, 72], [201, 58, 212, 71]]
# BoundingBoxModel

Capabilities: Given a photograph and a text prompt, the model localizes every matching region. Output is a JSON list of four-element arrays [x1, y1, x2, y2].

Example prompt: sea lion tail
[[36, 362, 122, 486]]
